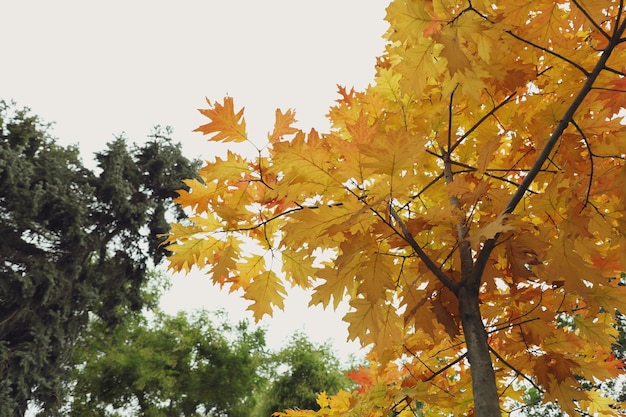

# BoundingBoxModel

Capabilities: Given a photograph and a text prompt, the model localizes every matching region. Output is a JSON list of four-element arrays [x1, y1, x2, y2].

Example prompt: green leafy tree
[[258, 333, 354, 416], [0, 102, 198, 416], [66, 295, 354, 417], [67, 308, 267, 417]]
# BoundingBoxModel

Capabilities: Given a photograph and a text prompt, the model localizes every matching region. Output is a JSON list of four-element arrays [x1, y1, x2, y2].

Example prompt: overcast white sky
[[1, 1, 389, 360]]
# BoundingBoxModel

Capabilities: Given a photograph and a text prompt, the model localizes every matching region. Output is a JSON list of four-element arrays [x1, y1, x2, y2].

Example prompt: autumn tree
[[0, 102, 198, 416], [166, 1, 626, 416]]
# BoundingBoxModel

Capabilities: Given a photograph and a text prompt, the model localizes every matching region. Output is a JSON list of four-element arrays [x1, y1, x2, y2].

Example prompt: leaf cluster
[[67, 309, 266, 417]]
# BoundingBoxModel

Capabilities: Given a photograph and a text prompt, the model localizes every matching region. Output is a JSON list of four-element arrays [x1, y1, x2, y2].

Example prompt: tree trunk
[[458, 285, 501, 417]]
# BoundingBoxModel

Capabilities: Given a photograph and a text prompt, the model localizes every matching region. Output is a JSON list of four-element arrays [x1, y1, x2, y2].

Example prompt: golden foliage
[[166, 0, 626, 415]]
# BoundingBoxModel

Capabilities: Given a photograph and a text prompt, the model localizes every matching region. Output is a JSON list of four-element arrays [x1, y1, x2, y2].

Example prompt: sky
[[1, 1, 390, 361]]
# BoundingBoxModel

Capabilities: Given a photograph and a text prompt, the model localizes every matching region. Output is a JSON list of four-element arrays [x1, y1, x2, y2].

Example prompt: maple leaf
[[208, 237, 240, 287], [584, 389, 620, 416], [433, 26, 472, 76], [572, 313, 619, 350], [280, 247, 318, 288], [173, 178, 216, 213], [504, 232, 543, 282], [197, 150, 252, 183], [166, 237, 218, 274], [268, 108, 299, 143], [543, 376, 585, 417], [467, 213, 516, 249]]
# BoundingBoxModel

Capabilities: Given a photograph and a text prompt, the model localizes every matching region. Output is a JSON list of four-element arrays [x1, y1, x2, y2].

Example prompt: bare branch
[[407, 172, 445, 206], [449, 91, 518, 154], [602, 65, 626, 76], [570, 119, 594, 210], [447, 84, 459, 152], [489, 347, 543, 393], [233, 202, 342, 232], [592, 86, 626, 93], [425, 351, 468, 382], [617, 0, 625, 38]]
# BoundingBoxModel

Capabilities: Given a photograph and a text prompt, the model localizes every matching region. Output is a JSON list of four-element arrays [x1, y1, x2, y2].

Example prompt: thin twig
[[505, 30, 590, 76], [449, 91, 518, 154], [570, 119, 594, 210], [571, 0, 611, 40]]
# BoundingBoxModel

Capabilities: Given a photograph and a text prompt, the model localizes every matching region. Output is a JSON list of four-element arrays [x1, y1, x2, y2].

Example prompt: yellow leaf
[[208, 238, 240, 287], [433, 26, 472, 76], [585, 389, 619, 416], [316, 391, 329, 409], [467, 213, 515, 249], [166, 237, 220, 274], [198, 150, 252, 182], [573, 314, 619, 350], [244, 269, 286, 321], [167, 0, 626, 414], [281, 247, 318, 288]]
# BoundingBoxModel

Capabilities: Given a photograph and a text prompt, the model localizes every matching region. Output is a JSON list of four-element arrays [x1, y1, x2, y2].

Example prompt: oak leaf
[[194, 97, 247, 142], [243, 269, 286, 321]]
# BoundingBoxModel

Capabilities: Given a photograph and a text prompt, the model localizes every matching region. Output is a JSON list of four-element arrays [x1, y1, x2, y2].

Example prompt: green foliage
[[65, 305, 354, 417], [67, 308, 267, 417], [0, 101, 199, 416], [258, 333, 354, 416]]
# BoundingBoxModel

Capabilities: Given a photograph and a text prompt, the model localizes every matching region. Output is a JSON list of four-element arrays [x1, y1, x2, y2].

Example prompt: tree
[[67, 307, 267, 417], [165, 1, 626, 415], [258, 333, 353, 416], [0, 102, 199, 416], [65, 279, 352, 417]]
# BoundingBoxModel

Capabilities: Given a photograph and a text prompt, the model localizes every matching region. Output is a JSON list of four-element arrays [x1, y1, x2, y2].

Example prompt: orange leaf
[[345, 365, 375, 394], [268, 108, 299, 143], [194, 96, 247, 142]]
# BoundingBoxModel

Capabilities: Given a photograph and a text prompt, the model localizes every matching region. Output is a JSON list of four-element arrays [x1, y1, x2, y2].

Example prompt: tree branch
[[472, 15, 626, 287], [449, 91, 517, 154], [389, 203, 460, 293], [489, 347, 543, 394], [505, 30, 590, 76], [570, 119, 594, 210], [442, 88, 475, 287]]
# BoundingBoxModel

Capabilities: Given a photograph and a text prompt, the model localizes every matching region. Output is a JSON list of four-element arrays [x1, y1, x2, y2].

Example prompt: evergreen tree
[[0, 102, 198, 416]]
